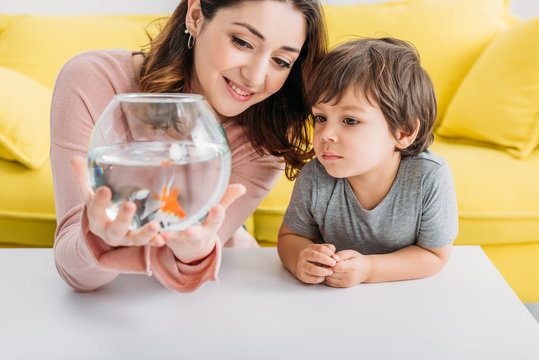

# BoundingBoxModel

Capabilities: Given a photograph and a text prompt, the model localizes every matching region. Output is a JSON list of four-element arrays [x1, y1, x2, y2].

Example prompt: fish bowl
[[87, 93, 231, 231]]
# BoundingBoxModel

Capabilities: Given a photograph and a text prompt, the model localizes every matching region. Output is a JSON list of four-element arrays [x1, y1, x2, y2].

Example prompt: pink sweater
[[50, 50, 282, 292]]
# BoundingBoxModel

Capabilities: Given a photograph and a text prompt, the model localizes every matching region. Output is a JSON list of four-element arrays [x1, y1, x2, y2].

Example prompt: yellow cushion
[[430, 138, 539, 247], [436, 18, 539, 158], [0, 67, 51, 169], [482, 242, 539, 302], [0, 158, 56, 247], [0, 14, 163, 89], [323, 0, 510, 122]]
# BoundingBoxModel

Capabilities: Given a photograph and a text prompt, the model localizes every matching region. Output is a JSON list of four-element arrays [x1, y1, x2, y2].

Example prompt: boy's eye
[[232, 36, 253, 49], [344, 118, 359, 125], [272, 57, 291, 69], [313, 115, 326, 123]]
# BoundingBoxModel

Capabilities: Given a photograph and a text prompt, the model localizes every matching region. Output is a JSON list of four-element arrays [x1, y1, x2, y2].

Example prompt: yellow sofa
[[1, 0, 538, 302]]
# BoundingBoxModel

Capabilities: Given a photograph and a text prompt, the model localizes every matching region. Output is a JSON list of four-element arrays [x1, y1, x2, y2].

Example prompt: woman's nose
[[240, 55, 268, 87]]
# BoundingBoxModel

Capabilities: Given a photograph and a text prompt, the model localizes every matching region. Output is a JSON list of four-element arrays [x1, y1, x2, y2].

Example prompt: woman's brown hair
[[137, 0, 327, 179], [307, 38, 437, 157]]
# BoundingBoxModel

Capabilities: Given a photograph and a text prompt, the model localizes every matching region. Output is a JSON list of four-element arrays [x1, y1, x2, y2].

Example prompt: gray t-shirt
[[283, 150, 458, 254]]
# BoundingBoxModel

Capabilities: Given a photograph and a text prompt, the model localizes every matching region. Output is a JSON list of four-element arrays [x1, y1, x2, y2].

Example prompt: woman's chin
[[214, 104, 251, 119]]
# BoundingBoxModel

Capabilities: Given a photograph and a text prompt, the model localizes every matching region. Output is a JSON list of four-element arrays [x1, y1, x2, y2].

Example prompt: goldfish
[[160, 186, 186, 219]]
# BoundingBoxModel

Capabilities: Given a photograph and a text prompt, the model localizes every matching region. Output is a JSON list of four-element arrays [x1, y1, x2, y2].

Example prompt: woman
[[50, 0, 326, 292]]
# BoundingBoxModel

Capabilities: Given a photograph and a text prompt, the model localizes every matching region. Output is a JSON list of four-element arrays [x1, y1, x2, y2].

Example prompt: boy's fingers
[[332, 258, 356, 273], [305, 262, 333, 277], [318, 245, 336, 258], [307, 250, 336, 267], [322, 243, 336, 253], [326, 277, 344, 288], [300, 273, 325, 284], [334, 250, 357, 261]]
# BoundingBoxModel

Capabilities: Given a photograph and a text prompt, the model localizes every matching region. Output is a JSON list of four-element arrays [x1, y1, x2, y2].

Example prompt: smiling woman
[[186, 1, 306, 117], [50, 0, 326, 293]]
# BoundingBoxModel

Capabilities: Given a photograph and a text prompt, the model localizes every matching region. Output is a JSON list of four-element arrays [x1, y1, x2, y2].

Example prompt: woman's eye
[[313, 115, 326, 123], [232, 36, 253, 49], [344, 118, 359, 125], [272, 57, 291, 69]]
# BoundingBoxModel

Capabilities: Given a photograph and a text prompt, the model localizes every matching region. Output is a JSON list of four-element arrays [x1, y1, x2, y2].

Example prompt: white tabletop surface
[[0, 246, 538, 359]]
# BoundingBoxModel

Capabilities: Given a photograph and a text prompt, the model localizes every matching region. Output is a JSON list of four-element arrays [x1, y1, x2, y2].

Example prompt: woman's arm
[[50, 51, 238, 293], [51, 52, 129, 292], [216, 122, 283, 245]]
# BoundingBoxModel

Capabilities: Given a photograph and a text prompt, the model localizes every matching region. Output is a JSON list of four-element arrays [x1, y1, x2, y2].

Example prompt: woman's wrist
[[177, 244, 216, 266]]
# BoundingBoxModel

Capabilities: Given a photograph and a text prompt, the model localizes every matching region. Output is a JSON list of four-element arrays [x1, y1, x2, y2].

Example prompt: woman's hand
[[161, 184, 246, 263], [71, 156, 166, 247]]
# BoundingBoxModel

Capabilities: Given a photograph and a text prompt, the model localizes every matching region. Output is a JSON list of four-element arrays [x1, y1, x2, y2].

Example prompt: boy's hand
[[325, 250, 372, 288], [295, 243, 337, 284]]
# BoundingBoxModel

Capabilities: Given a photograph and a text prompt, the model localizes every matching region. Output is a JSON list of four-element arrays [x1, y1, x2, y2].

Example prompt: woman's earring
[[185, 28, 195, 50]]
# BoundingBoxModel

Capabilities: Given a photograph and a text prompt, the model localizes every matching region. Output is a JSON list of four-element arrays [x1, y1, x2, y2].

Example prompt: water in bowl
[[88, 140, 231, 231]]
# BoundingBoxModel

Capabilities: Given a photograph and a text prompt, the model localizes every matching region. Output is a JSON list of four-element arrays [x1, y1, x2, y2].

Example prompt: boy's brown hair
[[306, 37, 436, 157]]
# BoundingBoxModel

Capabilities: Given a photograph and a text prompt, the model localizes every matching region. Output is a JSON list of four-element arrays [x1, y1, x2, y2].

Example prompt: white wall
[[0, 0, 537, 19]]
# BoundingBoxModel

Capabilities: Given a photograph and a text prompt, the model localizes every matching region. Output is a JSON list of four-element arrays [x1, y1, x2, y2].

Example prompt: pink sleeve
[[217, 123, 283, 244], [50, 51, 220, 292]]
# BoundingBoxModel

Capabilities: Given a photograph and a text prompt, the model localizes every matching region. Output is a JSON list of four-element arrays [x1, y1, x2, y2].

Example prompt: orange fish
[[160, 187, 186, 219], [161, 161, 175, 166]]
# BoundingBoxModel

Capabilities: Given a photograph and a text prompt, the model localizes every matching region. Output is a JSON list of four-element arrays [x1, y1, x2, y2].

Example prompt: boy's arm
[[329, 244, 452, 287], [364, 244, 452, 283], [278, 223, 335, 283]]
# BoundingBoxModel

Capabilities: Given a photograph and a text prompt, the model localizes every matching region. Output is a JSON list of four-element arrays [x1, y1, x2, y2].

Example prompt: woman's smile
[[224, 77, 256, 101], [190, 1, 306, 118]]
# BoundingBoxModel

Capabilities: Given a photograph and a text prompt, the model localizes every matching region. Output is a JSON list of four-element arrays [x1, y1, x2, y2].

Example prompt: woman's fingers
[[202, 204, 225, 230], [126, 221, 163, 246], [180, 184, 245, 238], [105, 201, 136, 243], [73, 156, 162, 247], [71, 155, 94, 203], [86, 186, 112, 236], [219, 184, 246, 209]]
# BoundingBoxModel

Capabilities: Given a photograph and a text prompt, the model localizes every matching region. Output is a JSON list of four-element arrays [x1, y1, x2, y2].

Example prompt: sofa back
[[0, 0, 514, 247]]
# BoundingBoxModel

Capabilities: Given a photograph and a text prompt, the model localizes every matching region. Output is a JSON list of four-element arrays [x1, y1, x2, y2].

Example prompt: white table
[[0, 246, 538, 359]]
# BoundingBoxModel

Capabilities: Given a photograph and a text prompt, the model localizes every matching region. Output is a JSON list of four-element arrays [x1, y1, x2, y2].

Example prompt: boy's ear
[[186, 0, 204, 36], [395, 118, 420, 149]]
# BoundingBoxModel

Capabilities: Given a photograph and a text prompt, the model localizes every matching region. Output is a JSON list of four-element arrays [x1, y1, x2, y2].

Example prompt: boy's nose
[[319, 125, 337, 142]]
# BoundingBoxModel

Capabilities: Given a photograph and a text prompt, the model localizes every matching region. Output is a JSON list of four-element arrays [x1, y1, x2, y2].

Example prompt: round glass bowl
[[87, 93, 231, 231]]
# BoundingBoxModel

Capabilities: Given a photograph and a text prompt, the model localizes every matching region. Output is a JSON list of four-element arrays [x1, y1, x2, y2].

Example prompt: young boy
[[277, 38, 458, 287]]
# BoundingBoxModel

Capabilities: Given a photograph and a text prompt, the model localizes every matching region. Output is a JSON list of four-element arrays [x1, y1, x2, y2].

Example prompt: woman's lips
[[224, 77, 255, 101]]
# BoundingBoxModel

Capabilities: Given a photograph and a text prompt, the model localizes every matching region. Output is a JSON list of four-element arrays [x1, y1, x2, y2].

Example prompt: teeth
[[227, 79, 252, 96]]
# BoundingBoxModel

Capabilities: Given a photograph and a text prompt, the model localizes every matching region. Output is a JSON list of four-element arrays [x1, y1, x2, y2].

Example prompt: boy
[[277, 38, 458, 287]]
